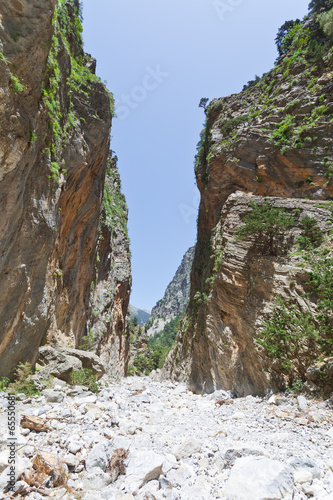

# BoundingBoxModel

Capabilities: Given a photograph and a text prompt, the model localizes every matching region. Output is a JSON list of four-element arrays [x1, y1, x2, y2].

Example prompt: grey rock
[[173, 437, 202, 460], [289, 457, 321, 479], [0, 451, 8, 474], [67, 441, 82, 455], [149, 246, 195, 326], [0, 456, 31, 492], [224, 444, 268, 466], [82, 469, 113, 490], [297, 395, 308, 412], [42, 389, 64, 403], [57, 347, 106, 379], [224, 456, 294, 500], [210, 389, 231, 401], [85, 440, 114, 472], [124, 450, 164, 493], [33, 347, 83, 385]]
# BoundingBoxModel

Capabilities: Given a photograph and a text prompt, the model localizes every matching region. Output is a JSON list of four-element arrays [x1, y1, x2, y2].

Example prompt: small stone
[[231, 411, 246, 419], [301, 481, 327, 497], [67, 441, 81, 455], [297, 395, 308, 412], [74, 394, 97, 405], [173, 437, 202, 460], [160, 477, 172, 490], [326, 428, 333, 439], [289, 457, 321, 479], [294, 468, 313, 483], [295, 418, 308, 425], [14, 480, 29, 494], [82, 470, 113, 490], [63, 453, 78, 468], [42, 389, 64, 403], [167, 463, 195, 486]]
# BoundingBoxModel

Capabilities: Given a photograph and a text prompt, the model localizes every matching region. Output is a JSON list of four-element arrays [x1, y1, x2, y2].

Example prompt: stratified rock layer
[[0, 0, 131, 378], [163, 15, 333, 395], [151, 246, 195, 322]]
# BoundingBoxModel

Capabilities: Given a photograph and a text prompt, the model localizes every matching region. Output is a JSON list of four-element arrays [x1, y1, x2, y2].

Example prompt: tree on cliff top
[[275, 20, 301, 56], [308, 0, 333, 13]]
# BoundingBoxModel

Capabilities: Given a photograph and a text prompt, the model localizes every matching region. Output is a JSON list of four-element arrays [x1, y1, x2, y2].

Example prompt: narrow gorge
[[0, 1, 333, 499]]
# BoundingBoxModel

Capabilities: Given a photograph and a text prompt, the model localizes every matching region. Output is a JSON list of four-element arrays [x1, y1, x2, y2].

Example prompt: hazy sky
[[82, 0, 310, 311]]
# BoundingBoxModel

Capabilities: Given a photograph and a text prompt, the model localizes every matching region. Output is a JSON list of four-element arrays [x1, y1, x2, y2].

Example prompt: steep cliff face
[[86, 156, 132, 380], [151, 246, 195, 321], [163, 9, 333, 395], [0, 0, 131, 378], [147, 246, 194, 337]]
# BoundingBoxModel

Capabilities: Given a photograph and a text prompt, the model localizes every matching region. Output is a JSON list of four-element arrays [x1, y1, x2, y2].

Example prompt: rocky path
[[1, 376, 333, 499]]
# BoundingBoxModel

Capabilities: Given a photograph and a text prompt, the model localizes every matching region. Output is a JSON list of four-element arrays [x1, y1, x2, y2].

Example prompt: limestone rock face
[[162, 18, 333, 394], [163, 194, 333, 395], [151, 246, 195, 321], [0, 1, 131, 378], [86, 158, 132, 379]]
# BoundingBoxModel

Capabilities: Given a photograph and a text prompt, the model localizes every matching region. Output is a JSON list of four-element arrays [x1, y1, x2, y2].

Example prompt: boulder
[[58, 347, 106, 379], [32, 346, 105, 386], [306, 358, 333, 393], [224, 456, 294, 500], [85, 440, 114, 472], [124, 450, 164, 494], [32, 346, 83, 384]]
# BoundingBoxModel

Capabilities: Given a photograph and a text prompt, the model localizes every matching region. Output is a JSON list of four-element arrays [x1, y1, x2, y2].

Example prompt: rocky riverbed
[[0, 375, 333, 499]]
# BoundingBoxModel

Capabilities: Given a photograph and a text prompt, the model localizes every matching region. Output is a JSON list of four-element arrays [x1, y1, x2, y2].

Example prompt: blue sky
[[82, 0, 310, 311]]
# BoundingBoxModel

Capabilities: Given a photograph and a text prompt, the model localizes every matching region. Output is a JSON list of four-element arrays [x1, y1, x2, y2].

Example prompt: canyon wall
[[0, 0, 131, 378], [163, 11, 333, 395]]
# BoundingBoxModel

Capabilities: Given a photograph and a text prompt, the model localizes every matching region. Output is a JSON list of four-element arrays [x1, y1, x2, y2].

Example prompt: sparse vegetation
[[101, 153, 129, 241], [127, 317, 180, 375], [7, 363, 39, 396], [69, 368, 100, 393], [235, 201, 294, 241]]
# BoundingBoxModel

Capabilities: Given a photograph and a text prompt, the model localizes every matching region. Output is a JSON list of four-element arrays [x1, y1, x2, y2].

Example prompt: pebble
[[0, 376, 332, 499]]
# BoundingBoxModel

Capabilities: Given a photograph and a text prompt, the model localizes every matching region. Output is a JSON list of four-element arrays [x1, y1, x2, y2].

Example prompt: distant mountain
[[151, 246, 195, 322], [129, 305, 151, 325]]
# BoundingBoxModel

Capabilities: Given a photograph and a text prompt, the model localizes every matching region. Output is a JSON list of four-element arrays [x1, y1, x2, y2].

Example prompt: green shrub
[[0, 377, 10, 392], [0, 51, 9, 65], [271, 115, 295, 145], [10, 75, 24, 93], [306, 253, 333, 353], [235, 201, 294, 240], [8, 363, 39, 396], [80, 331, 95, 351], [258, 297, 320, 382], [318, 8, 333, 37], [221, 115, 249, 136], [297, 215, 323, 250], [69, 368, 100, 393]]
